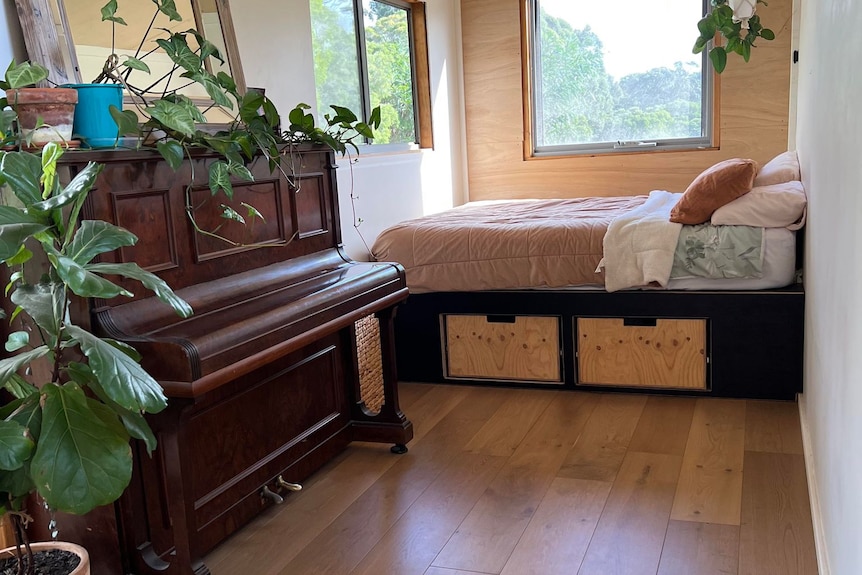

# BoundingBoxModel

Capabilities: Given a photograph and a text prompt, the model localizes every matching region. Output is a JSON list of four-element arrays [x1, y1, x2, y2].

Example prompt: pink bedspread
[[371, 196, 647, 293]]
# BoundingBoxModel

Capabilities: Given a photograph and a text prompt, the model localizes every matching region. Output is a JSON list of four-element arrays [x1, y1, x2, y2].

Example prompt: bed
[[373, 153, 807, 400]]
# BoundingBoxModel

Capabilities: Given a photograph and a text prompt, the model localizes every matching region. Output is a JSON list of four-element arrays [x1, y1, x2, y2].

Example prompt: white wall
[[233, 0, 465, 261], [0, 0, 27, 87], [795, 0, 862, 573]]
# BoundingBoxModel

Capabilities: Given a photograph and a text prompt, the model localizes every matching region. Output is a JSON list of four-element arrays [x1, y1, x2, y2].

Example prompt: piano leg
[[348, 305, 414, 447]]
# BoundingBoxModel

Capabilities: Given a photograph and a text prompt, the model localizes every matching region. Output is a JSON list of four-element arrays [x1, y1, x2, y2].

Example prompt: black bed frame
[[394, 285, 804, 400]]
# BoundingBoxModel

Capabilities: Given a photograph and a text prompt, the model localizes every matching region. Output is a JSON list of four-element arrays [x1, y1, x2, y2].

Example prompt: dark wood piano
[[43, 146, 413, 575]]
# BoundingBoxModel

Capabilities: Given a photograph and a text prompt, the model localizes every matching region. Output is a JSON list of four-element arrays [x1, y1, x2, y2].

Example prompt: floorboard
[[203, 384, 818, 575]]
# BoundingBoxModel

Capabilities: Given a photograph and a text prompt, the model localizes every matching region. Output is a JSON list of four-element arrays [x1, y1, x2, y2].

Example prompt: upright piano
[[45, 146, 413, 575]]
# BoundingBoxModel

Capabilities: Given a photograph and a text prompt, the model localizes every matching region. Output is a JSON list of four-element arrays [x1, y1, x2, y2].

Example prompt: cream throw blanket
[[599, 190, 683, 292]]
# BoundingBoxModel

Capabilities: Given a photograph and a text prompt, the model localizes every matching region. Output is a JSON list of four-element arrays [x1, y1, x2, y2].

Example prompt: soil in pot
[[0, 548, 80, 575], [0, 542, 88, 575]]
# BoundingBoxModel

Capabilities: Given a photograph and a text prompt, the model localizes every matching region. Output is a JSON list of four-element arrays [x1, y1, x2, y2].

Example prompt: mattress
[[371, 198, 798, 293]]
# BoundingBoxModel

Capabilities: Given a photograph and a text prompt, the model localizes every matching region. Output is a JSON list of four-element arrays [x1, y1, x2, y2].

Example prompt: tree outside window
[[311, 0, 418, 145]]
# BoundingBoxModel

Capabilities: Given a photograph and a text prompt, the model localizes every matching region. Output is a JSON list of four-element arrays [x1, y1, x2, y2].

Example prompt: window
[[310, 0, 431, 147], [527, 0, 713, 156]]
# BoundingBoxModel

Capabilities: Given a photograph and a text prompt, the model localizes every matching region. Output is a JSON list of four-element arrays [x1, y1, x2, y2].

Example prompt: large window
[[528, 0, 713, 156], [310, 0, 424, 146]]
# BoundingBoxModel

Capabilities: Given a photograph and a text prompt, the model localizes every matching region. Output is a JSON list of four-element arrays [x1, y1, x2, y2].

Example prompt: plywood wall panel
[[461, 0, 793, 200]]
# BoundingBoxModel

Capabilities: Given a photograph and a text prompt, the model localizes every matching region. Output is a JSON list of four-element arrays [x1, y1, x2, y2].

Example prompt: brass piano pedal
[[260, 485, 284, 505], [277, 475, 303, 492]]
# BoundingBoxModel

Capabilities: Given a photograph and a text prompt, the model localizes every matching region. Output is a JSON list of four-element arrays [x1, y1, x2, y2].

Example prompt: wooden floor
[[203, 383, 818, 575]]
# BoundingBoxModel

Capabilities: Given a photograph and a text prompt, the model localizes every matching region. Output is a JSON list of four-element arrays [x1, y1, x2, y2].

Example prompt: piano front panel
[[111, 187, 178, 272], [189, 176, 291, 262], [78, 148, 341, 298], [187, 334, 349, 553]]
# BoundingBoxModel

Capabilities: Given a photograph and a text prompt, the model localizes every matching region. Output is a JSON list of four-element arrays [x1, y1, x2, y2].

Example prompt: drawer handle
[[623, 318, 657, 327], [277, 476, 303, 492], [261, 486, 284, 505], [486, 315, 516, 324]]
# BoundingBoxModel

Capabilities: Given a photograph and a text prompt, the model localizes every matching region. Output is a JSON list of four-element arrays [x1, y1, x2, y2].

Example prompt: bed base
[[394, 285, 804, 400]]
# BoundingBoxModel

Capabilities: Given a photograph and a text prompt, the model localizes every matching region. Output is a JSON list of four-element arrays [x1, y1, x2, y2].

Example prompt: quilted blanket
[[371, 196, 647, 293]]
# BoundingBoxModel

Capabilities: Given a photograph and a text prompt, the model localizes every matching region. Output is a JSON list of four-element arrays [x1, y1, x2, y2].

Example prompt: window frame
[[523, 0, 716, 158], [325, 0, 433, 149]]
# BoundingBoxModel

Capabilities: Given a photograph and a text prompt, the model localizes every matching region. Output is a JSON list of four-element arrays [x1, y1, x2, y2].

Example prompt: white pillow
[[711, 180, 807, 229], [754, 150, 800, 187]]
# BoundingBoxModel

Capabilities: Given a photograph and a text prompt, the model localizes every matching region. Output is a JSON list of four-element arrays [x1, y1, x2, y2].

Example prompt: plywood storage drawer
[[577, 318, 707, 390], [443, 314, 562, 383]]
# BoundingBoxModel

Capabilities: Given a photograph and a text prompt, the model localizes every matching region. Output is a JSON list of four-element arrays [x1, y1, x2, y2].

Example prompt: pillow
[[670, 158, 758, 224], [754, 150, 800, 187], [711, 180, 807, 229]]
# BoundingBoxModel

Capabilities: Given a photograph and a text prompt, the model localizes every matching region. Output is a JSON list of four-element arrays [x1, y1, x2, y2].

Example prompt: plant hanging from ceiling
[[693, 0, 775, 73]]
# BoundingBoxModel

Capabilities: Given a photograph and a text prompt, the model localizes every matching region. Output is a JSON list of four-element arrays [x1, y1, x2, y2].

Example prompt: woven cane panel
[[356, 314, 384, 413]]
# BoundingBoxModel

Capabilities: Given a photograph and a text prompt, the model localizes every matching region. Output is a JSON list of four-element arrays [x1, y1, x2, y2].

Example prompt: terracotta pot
[[0, 541, 90, 575], [5, 88, 78, 146]]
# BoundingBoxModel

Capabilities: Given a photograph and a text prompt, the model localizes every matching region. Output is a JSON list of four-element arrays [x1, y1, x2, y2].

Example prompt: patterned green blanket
[[670, 224, 763, 279]]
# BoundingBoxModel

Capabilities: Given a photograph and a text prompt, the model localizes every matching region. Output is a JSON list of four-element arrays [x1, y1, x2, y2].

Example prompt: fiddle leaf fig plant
[[693, 0, 775, 73], [0, 142, 192, 571]]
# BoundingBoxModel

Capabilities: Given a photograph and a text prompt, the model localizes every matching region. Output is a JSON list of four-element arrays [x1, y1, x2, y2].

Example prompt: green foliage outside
[[538, 11, 704, 147], [311, 0, 415, 146]]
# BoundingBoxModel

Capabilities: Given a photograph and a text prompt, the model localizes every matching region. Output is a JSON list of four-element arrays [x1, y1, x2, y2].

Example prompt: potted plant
[[693, 0, 775, 73], [0, 142, 191, 574], [1, 61, 78, 150]]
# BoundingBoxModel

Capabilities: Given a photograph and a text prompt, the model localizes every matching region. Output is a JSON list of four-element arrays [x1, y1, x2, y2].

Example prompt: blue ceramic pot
[[67, 83, 123, 149]]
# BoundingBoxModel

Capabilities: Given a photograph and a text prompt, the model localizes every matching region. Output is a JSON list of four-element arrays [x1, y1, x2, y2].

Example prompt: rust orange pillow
[[670, 158, 758, 224]]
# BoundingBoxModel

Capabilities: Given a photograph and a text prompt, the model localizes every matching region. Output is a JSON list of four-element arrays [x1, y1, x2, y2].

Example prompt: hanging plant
[[693, 0, 775, 73]]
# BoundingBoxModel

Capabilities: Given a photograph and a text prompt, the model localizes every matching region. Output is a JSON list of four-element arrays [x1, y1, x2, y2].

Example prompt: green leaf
[[66, 326, 168, 413], [121, 57, 150, 74], [110, 106, 140, 137], [220, 205, 244, 224], [241, 202, 264, 223], [68, 220, 137, 266], [330, 105, 358, 123], [742, 41, 751, 62], [215, 72, 237, 97], [100, 0, 118, 21], [5, 331, 29, 353], [0, 420, 34, 471], [155, 0, 183, 21], [709, 46, 728, 73], [85, 262, 193, 318], [761, 28, 775, 40], [693, 36, 709, 54], [188, 72, 232, 108], [208, 161, 233, 199], [369, 106, 381, 129], [239, 92, 266, 124], [65, 362, 158, 455], [5, 245, 32, 267], [3, 374, 39, 401], [10, 282, 65, 342], [155, 33, 201, 72], [149, 100, 197, 137], [0, 215, 49, 264], [0, 151, 43, 206], [31, 383, 133, 515], [697, 16, 716, 38], [0, 346, 50, 389], [155, 140, 185, 171], [228, 162, 253, 182], [32, 161, 103, 213], [5, 61, 49, 90], [40, 142, 64, 198], [52, 254, 132, 299]]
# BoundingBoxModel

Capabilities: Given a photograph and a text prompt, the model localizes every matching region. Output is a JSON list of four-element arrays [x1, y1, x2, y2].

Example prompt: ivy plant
[[693, 0, 775, 73]]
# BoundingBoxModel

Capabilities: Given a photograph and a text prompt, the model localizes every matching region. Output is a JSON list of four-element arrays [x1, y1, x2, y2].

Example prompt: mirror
[[16, 0, 246, 121]]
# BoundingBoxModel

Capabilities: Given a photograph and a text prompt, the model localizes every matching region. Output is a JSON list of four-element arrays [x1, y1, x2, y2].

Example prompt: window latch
[[613, 141, 658, 149]]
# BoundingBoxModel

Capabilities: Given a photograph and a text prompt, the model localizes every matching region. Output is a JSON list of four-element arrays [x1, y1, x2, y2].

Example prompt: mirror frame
[[14, 0, 246, 105]]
